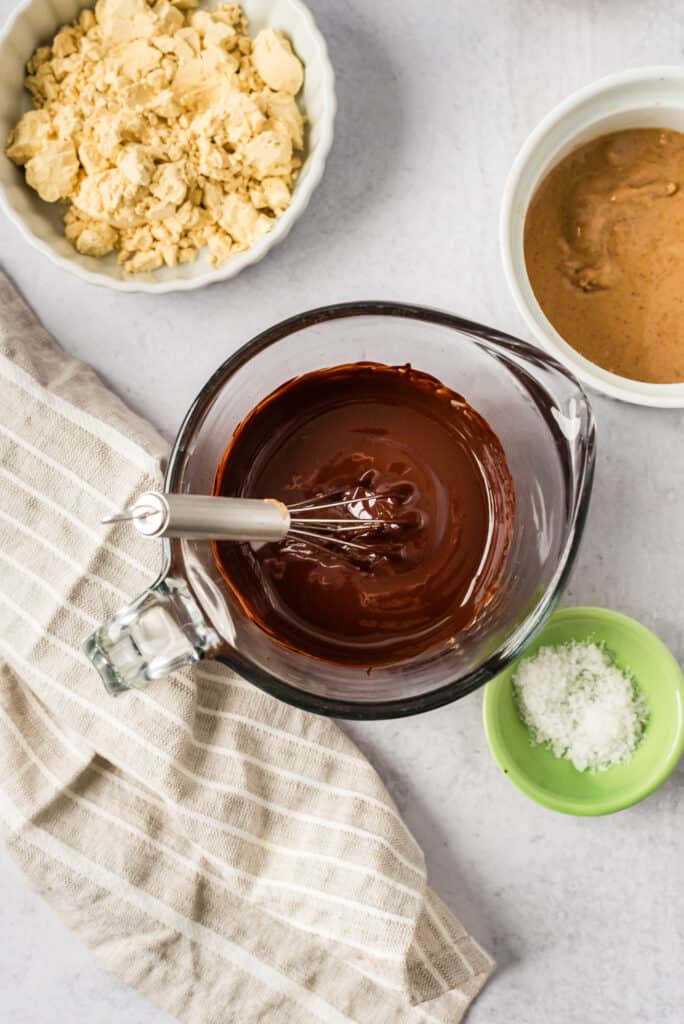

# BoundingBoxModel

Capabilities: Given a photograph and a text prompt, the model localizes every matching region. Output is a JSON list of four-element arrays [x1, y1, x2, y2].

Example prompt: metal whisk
[[102, 489, 400, 553]]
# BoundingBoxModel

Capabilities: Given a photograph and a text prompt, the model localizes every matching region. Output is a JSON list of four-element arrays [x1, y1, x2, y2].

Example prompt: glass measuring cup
[[84, 303, 595, 719]]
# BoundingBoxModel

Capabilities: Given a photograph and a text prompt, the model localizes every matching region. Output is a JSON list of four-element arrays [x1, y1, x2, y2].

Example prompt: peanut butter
[[524, 128, 684, 383]]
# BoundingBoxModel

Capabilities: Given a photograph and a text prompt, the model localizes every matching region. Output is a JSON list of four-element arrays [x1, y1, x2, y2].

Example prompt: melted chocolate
[[214, 363, 515, 666]]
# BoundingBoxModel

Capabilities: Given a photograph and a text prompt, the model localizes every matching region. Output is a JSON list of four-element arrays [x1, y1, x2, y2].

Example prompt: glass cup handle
[[83, 577, 220, 696]]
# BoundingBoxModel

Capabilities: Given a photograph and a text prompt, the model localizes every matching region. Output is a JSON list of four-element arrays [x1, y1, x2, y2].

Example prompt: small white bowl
[[0, 0, 335, 292], [501, 66, 684, 408]]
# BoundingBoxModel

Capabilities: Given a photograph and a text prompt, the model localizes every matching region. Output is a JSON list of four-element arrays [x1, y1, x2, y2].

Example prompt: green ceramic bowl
[[483, 607, 684, 815]]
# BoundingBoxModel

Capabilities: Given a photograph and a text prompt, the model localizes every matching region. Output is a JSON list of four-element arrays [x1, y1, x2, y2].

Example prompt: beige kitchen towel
[[0, 271, 493, 1024]]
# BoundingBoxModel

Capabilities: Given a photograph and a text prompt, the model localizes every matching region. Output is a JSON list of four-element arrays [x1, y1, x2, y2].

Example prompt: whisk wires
[[286, 490, 400, 552]]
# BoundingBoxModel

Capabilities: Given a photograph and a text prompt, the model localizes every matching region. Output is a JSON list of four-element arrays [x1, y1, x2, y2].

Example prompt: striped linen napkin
[[0, 271, 493, 1024]]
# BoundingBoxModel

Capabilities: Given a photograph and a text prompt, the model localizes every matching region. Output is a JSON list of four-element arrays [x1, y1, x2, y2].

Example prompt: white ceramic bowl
[[0, 0, 335, 292], [501, 66, 684, 408]]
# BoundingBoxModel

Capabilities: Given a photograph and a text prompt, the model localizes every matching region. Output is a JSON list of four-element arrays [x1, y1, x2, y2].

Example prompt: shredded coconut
[[513, 640, 649, 772]]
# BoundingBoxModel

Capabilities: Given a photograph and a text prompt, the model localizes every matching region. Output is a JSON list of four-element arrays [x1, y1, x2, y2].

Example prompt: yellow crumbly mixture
[[6, 0, 305, 272]]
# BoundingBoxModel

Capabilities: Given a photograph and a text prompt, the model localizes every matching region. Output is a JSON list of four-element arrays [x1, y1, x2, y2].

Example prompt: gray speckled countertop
[[1, 0, 684, 1020]]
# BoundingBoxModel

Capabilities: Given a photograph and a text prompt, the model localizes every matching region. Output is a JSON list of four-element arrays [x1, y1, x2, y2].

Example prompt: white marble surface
[[2, 0, 684, 1020]]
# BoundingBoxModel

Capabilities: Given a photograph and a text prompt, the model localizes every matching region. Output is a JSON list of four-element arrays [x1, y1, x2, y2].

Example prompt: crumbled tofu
[[118, 145, 155, 187], [252, 28, 303, 95], [151, 160, 187, 205], [124, 249, 164, 272], [6, 0, 305, 272], [218, 193, 271, 246], [252, 175, 291, 212], [266, 90, 304, 149], [6, 109, 53, 163], [95, 0, 157, 45], [73, 220, 119, 256], [206, 229, 232, 264], [243, 128, 292, 179], [25, 140, 80, 201]]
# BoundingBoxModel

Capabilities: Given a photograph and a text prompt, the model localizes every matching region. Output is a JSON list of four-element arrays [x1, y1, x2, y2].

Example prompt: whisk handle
[[110, 492, 291, 542]]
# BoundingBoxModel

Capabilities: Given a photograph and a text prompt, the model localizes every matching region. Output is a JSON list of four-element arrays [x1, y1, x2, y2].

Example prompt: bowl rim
[[500, 65, 684, 408], [483, 605, 684, 815], [0, 0, 336, 293], [162, 300, 596, 719]]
